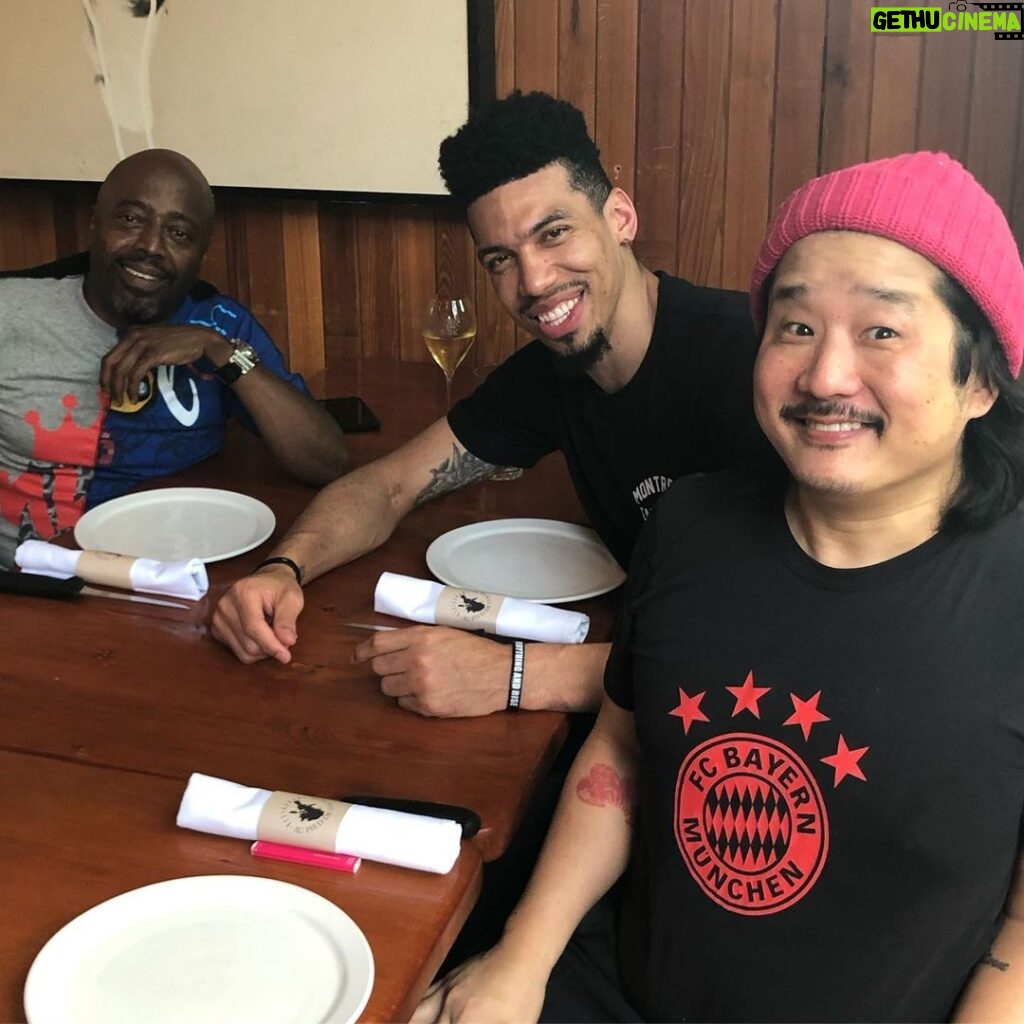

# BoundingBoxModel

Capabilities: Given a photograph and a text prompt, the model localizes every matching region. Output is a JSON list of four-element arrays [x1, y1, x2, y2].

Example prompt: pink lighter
[[250, 840, 361, 873]]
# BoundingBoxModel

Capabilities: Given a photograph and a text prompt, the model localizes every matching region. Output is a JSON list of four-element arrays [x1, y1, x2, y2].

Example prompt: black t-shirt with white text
[[447, 273, 774, 568]]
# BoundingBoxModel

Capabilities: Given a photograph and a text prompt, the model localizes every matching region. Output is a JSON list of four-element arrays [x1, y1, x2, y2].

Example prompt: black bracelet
[[507, 640, 525, 710], [252, 556, 303, 585]]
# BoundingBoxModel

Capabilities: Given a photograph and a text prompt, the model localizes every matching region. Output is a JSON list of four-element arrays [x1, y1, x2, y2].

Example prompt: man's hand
[[353, 626, 512, 717], [100, 324, 233, 403], [411, 947, 547, 1024], [211, 565, 305, 664]]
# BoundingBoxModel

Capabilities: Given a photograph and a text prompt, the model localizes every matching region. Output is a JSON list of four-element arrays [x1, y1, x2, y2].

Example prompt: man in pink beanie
[[416, 153, 1024, 1023]]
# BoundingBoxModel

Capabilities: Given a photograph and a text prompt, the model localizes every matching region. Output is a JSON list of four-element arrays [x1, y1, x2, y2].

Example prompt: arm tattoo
[[414, 444, 496, 506], [981, 952, 1010, 972], [576, 762, 637, 825]]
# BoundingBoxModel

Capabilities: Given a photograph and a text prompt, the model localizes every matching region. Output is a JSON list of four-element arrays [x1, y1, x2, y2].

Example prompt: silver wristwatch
[[214, 340, 261, 385]]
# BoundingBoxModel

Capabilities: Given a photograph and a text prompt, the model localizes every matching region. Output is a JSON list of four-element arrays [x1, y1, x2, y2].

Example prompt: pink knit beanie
[[749, 152, 1024, 377]]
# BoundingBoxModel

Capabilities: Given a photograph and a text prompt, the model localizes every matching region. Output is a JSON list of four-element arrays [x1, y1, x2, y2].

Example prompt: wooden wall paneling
[[0, 188, 25, 269], [1011, 70, 1024, 246], [514, 0, 560, 94], [594, 0, 639, 196], [201, 203, 232, 297], [14, 188, 57, 270], [433, 209, 482, 365], [677, 0, 731, 286], [493, 0, 517, 97], [395, 206, 438, 364], [51, 183, 94, 261], [966, 32, 1024, 218], [0, 185, 57, 270], [820, 0, 875, 172], [355, 205, 400, 361], [218, 194, 252, 308], [318, 202, 361, 366], [770, 0, 826, 213], [721, 0, 778, 290], [240, 204, 289, 356], [867, 33, 922, 161], [474, 258, 519, 367], [633, 0, 687, 273], [558, 0, 598, 128], [916, 30, 973, 158], [281, 199, 326, 392]]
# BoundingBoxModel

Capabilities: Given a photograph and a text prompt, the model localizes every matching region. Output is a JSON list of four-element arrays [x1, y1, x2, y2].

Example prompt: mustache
[[780, 399, 885, 435], [117, 251, 173, 279], [519, 279, 587, 316]]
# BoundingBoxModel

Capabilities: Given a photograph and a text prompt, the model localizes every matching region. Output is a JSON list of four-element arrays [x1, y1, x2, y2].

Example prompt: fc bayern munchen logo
[[675, 733, 829, 916]]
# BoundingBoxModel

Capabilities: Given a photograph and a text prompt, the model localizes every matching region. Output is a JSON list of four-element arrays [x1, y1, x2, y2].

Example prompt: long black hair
[[939, 272, 1024, 532]]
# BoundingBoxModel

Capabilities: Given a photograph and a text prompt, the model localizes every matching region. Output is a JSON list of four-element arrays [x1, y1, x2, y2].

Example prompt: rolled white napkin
[[15, 539, 208, 601], [374, 571, 589, 644], [176, 772, 461, 875]]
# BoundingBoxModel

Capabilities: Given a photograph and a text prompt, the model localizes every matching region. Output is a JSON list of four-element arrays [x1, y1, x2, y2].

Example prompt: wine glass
[[423, 294, 477, 410]]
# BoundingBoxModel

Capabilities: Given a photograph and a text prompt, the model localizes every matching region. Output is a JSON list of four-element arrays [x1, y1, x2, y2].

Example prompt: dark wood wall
[[1, 0, 1021, 394]]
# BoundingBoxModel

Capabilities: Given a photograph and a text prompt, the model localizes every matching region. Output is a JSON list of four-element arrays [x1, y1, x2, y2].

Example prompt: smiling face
[[85, 151, 214, 328], [467, 162, 638, 377], [754, 231, 996, 510]]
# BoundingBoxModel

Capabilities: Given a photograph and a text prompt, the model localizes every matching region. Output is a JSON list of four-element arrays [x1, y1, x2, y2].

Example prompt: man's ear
[[965, 375, 998, 422], [603, 188, 638, 244]]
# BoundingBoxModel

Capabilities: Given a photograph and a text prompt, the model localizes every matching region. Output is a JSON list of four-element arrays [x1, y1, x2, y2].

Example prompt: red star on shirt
[[784, 690, 831, 741], [821, 734, 869, 787], [725, 669, 770, 719], [668, 688, 709, 735]]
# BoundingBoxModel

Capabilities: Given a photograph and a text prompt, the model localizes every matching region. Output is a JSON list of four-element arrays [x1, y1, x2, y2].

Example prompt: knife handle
[[0, 572, 83, 599], [339, 793, 482, 839]]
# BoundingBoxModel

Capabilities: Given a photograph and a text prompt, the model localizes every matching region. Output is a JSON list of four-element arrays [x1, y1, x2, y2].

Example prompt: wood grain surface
[[0, 360, 614, 1023]]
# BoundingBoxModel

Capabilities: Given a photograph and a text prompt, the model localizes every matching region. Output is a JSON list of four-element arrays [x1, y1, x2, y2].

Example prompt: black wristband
[[253, 556, 303, 585], [507, 640, 525, 710]]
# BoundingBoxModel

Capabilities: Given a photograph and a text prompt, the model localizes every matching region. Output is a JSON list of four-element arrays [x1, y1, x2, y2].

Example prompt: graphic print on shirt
[[98, 303, 237, 471], [631, 473, 673, 521], [0, 393, 104, 543], [669, 671, 868, 916]]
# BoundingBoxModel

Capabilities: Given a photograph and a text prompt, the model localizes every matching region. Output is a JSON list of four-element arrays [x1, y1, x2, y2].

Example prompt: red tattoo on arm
[[576, 762, 637, 824]]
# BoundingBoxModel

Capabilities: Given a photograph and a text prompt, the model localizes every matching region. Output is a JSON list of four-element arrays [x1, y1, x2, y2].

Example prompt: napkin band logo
[[436, 586, 505, 633], [256, 791, 352, 853]]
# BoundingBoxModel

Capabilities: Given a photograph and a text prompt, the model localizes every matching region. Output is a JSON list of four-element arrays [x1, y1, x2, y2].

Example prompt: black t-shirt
[[447, 273, 774, 568], [605, 472, 1024, 1022]]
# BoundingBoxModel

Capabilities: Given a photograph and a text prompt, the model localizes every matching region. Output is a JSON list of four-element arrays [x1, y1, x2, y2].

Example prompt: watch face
[[109, 370, 156, 414]]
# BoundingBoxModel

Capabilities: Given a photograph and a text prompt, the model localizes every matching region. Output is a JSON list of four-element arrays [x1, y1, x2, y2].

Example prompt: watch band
[[214, 340, 260, 385]]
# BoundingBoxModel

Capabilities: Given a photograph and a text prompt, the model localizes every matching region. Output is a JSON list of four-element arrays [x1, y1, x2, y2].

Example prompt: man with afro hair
[[214, 91, 769, 719]]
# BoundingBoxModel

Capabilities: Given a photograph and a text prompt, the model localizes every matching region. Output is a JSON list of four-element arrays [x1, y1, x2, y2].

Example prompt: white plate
[[24, 875, 374, 1024], [426, 518, 625, 603], [74, 488, 275, 562]]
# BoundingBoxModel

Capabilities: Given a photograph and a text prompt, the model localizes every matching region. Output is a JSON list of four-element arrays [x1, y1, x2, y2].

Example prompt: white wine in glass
[[423, 295, 477, 409]]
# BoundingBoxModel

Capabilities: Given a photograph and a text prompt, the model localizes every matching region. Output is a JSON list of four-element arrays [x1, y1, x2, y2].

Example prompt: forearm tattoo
[[981, 952, 1010, 972], [576, 762, 637, 824], [414, 444, 496, 505]]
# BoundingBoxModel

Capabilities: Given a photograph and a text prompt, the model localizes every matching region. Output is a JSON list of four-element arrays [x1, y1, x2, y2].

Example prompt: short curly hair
[[439, 91, 612, 209]]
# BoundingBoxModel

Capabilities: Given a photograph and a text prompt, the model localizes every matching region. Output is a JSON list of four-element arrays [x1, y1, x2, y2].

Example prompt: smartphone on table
[[320, 396, 381, 432]]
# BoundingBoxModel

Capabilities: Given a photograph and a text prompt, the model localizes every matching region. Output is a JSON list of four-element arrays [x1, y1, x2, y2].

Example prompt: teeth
[[536, 296, 579, 327], [807, 420, 862, 432], [124, 266, 160, 281]]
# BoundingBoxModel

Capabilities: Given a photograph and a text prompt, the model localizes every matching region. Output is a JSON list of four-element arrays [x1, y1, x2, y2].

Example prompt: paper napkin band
[[176, 772, 462, 874], [77, 550, 134, 589], [435, 586, 505, 633], [374, 571, 590, 644], [256, 791, 352, 853], [14, 539, 209, 601]]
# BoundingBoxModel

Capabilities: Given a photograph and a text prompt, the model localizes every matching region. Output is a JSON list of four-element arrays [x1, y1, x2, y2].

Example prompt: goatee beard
[[551, 327, 612, 379]]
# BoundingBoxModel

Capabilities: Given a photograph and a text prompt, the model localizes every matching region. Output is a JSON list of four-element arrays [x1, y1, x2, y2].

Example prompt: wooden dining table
[[0, 360, 618, 1023]]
